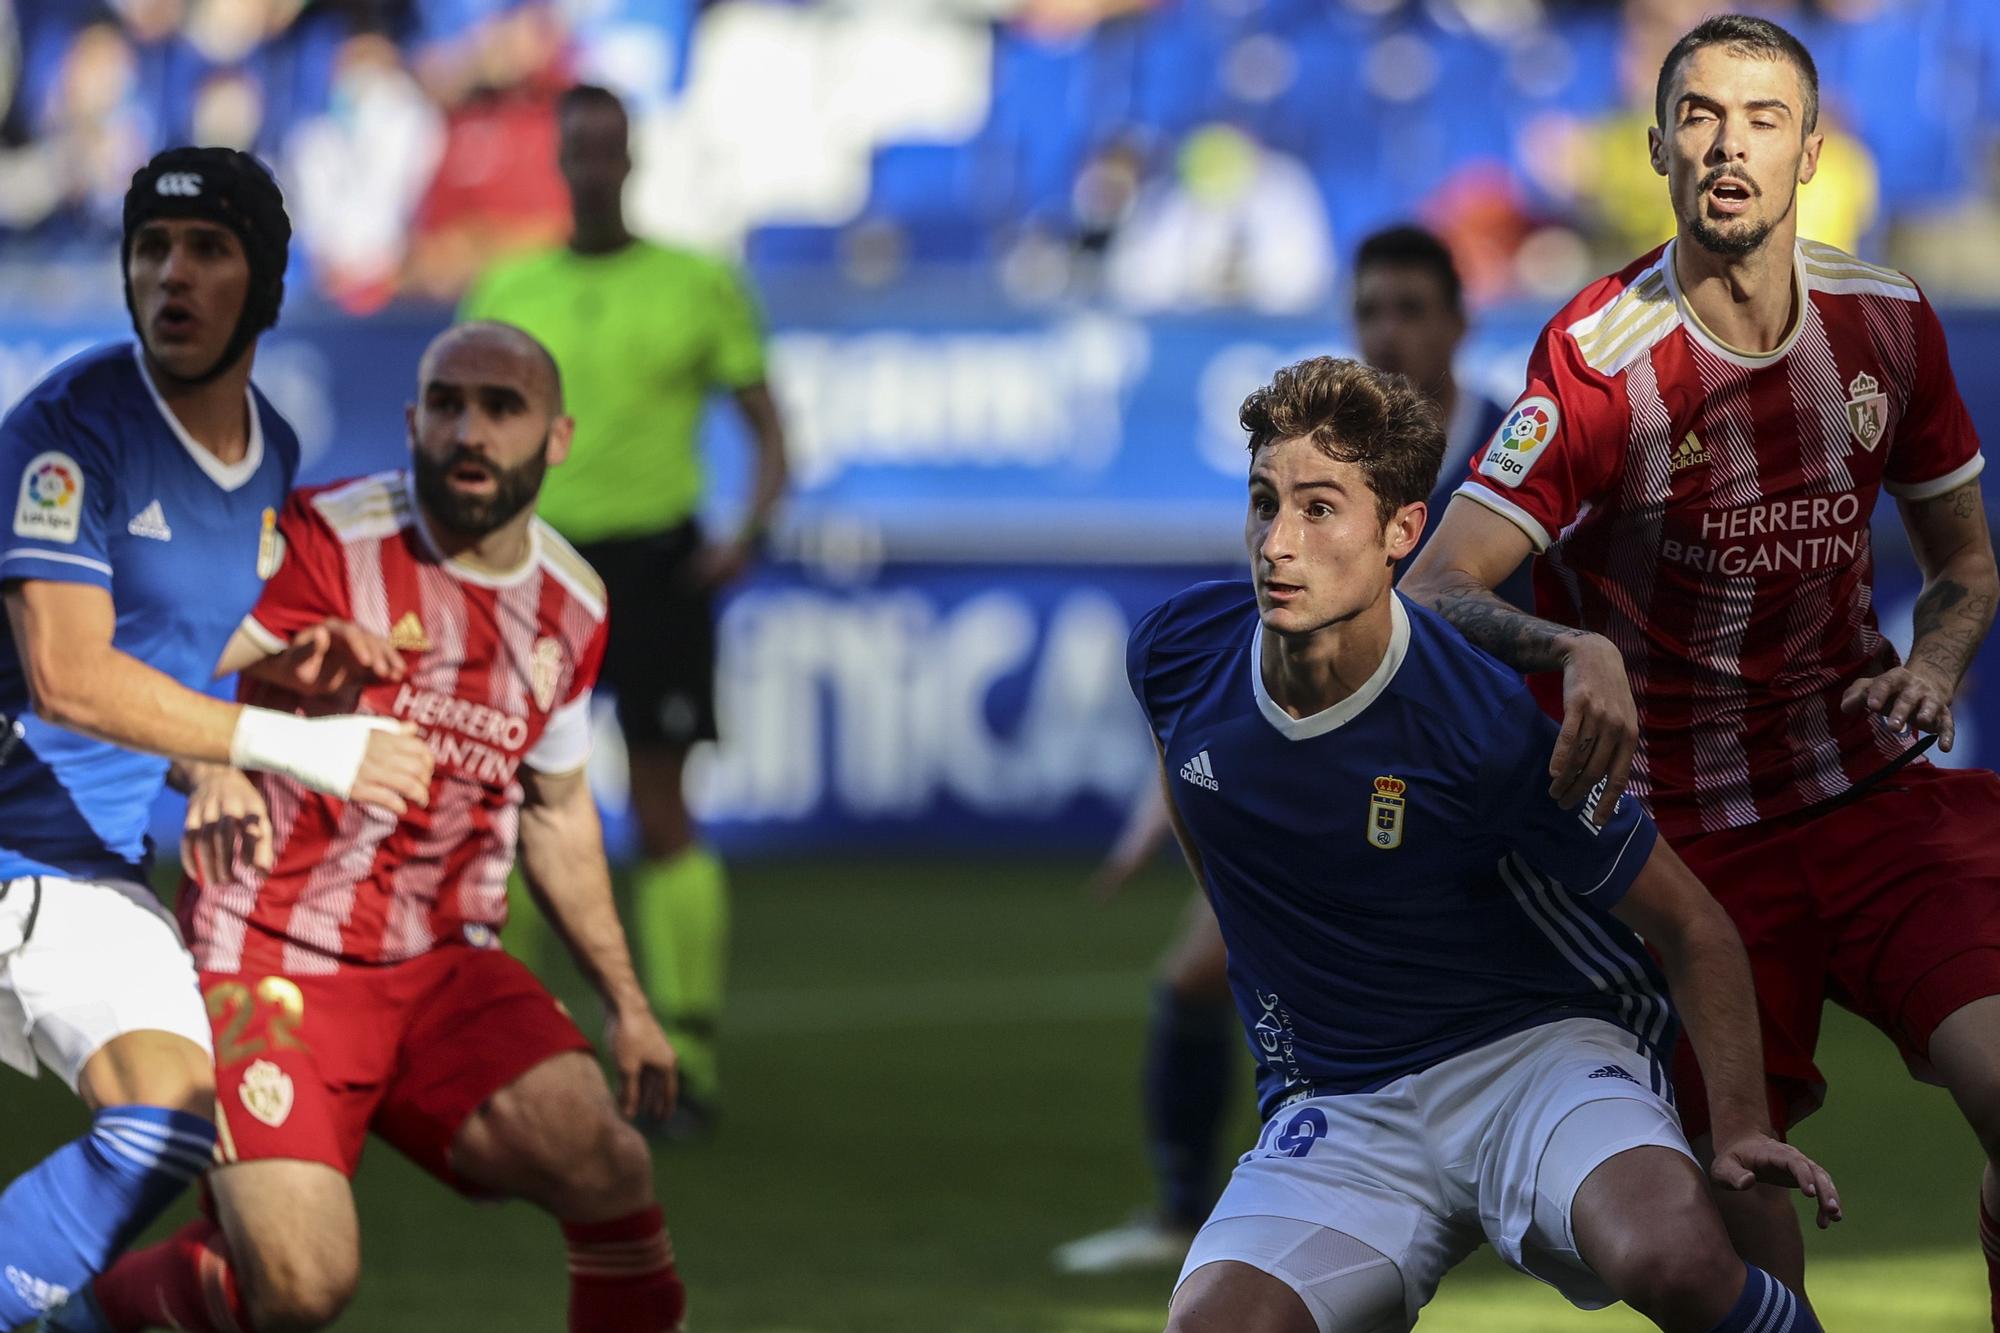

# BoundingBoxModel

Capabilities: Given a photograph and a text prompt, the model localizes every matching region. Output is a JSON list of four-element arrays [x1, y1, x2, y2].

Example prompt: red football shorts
[[201, 944, 592, 1192], [1670, 763, 2000, 1138]]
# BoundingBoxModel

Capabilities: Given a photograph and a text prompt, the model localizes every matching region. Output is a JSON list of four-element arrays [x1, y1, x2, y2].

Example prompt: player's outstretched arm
[[6, 580, 432, 811], [518, 763, 678, 1121], [699, 383, 790, 588], [1402, 496, 1637, 825], [1844, 478, 2000, 751], [215, 617, 407, 696], [1610, 840, 1843, 1229]]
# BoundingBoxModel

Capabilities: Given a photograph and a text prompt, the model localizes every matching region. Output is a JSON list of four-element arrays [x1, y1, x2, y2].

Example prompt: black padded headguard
[[123, 146, 291, 385]]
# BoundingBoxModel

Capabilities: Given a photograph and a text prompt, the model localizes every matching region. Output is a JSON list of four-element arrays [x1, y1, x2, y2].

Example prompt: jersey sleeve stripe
[[535, 524, 608, 620], [1584, 305, 1679, 377], [1883, 452, 1985, 501], [0, 548, 114, 576], [1453, 482, 1555, 552], [1799, 240, 1917, 286], [238, 613, 288, 656]]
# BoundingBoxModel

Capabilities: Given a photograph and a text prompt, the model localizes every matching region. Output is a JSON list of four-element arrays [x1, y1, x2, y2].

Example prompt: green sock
[[634, 847, 731, 1101]]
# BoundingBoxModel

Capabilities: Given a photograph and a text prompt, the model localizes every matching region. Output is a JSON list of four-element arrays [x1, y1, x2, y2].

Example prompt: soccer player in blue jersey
[[1143, 356, 1836, 1333], [0, 147, 433, 1325]]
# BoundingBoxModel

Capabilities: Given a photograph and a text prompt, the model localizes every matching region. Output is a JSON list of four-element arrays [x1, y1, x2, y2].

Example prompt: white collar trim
[[403, 472, 543, 588], [132, 344, 264, 492], [1663, 238, 1809, 370], [1252, 594, 1411, 740]]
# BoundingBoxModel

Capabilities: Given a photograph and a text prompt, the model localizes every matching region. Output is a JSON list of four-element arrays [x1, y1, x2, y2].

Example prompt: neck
[[1259, 584, 1396, 719], [420, 505, 537, 577], [1672, 221, 1799, 355], [569, 211, 631, 256], [144, 347, 253, 463]]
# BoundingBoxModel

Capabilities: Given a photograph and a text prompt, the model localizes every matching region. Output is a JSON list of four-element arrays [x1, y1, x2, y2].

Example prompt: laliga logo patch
[[155, 172, 203, 197], [530, 636, 564, 712], [14, 451, 82, 544], [1478, 396, 1560, 490], [238, 1057, 295, 1128]]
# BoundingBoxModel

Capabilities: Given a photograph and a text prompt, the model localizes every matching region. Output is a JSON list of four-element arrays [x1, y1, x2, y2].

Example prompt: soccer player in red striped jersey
[[44, 322, 687, 1333], [1404, 14, 2000, 1322]]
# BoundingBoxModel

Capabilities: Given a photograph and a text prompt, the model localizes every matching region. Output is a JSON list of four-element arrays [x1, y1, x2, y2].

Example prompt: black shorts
[[577, 521, 718, 750]]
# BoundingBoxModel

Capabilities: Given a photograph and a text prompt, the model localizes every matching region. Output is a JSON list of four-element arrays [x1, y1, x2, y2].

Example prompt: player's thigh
[[1161, 889, 1229, 998], [1821, 769, 2000, 1081], [1172, 1221, 1408, 1333], [1563, 1140, 1740, 1321], [449, 1049, 653, 1219], [210, 1158, 361, 1324], [1, 875, 214, 1103], [372, 949, 601, 1199]]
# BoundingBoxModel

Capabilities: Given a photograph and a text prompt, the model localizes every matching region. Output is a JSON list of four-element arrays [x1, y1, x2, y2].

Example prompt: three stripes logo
[[1587, 1064, 1639, 1084], [1179, 749, 1219, 791]]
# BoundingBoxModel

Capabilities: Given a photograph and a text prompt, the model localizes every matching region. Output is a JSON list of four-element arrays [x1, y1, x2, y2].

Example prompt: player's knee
[[78, 1031, 218, 1118], [1598, 1222, 1741, 1325], [243, 1251, 359, 1333], [563, 1115, 657, 1216]]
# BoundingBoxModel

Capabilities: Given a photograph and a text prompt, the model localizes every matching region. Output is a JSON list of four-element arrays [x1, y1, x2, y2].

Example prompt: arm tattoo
[[1953, 483, 1980, 521], [1909, 576, 1997, 687], [1432, 579, 1590, 673]]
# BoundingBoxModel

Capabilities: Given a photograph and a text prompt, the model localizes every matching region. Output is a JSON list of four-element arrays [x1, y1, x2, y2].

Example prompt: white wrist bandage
[[229, 708, 403, 800]]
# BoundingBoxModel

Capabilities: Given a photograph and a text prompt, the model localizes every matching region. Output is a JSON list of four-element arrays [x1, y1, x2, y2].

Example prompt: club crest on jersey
[[1845, 370, 1888, 452], [238, 1058, 295, 1128], [531, 636, 563, 711], [1478, 396, 1559, 490], [256, 506, 284, 579], [14, 451, 82, 544], [1368, 776, 1406, 850]]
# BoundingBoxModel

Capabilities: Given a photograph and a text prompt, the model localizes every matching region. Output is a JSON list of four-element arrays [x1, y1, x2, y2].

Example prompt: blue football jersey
[[0, 343, 299, 882], [1129, 581, 1671, 1116]]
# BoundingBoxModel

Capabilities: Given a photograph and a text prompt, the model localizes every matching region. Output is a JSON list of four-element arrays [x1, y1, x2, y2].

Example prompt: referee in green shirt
[[461, 84, 789, 1134]]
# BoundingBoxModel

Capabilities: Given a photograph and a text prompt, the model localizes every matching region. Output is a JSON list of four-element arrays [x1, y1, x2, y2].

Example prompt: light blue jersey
[[0, 342, 298, 882], [1129, 581, 1670, 1117]]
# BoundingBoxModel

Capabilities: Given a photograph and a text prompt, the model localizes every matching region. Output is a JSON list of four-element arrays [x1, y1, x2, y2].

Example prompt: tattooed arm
[[1845, 479, 2000, 751], [1403, 496, 1640, 824]]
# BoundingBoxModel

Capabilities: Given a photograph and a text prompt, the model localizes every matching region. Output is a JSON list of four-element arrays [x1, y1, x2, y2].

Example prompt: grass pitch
[[2, 857, 1984, 1329]]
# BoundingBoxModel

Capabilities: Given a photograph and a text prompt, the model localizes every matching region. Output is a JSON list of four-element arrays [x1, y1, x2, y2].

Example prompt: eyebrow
[[1677, 92, 1793, 118]]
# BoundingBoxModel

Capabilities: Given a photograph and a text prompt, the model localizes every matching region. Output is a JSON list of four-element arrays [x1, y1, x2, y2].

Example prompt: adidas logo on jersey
[[1586, 1065, 1639, 1084], [389, 611, 430, 652], [126, 499, 172, 541], [1180, 750, 1219, 790], [1670, 431, 1708, 474], [5, 1264, 68, 1313]]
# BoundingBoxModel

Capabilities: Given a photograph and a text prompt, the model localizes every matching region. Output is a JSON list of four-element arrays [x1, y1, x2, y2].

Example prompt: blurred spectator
[[1105, 122, 1333, 314], [286, 32, 443, 312]]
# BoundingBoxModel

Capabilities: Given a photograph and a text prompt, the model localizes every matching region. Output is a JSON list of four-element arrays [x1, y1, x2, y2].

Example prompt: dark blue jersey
[[0, 343, 298, 881], [1129, 581, 1670, 1116]]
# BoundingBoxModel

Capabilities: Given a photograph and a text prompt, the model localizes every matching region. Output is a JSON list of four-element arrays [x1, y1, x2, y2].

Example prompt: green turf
[[2, 858, 1986, 1329]]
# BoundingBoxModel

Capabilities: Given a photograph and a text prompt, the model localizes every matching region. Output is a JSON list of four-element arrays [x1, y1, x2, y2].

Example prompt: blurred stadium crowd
[[4, 0, 1999, 316]]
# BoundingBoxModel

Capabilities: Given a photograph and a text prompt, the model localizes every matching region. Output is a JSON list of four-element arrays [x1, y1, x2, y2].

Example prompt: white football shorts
[[1173, 1017, 1693, 1332], [0, 874, 213, 1091]]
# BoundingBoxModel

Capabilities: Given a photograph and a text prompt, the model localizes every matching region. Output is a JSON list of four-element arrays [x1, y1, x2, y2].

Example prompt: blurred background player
[[47, 321, 686, 1333], [0, 146, 432, 1328], [459, 82, 790, 1136], [1148, 354, 1835, 1333], [1056, 223, 1521, 1275], [1406, 13, 2000, 1322]]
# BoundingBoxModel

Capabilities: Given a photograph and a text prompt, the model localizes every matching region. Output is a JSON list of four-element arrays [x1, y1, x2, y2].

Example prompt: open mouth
[[153, 302, 196, 339], [1263, 580, 1304, 602], [449, 461, 499, 493], [1706, 177, 1755, 216]]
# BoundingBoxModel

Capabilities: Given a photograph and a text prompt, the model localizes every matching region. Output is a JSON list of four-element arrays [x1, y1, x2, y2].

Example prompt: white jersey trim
[[524, 689, 594, 774], [132, 344, 265, 493], [1453, 482, 1554, 553], [1885, 453, 1986, 501], [0, 547, 114, 576], [1251, 595, 1411, 741], [237, 613, 288, 656], [1664, 239, 1810, 370]]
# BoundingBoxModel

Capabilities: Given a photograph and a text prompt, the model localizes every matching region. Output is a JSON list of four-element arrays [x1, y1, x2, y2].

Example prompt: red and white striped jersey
[[1458, 238, 1983, 842], [182, 471, 609, 974]]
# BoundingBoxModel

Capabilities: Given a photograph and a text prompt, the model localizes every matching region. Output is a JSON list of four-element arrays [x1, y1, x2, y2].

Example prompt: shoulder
[[1, 343, 141, 441], [298, 471, 415, 542], [534, 519, 608, 623], [1544, 245, 1679, 380], [1798, 237, 1922, 305], [1130, 581, 1256, 687], [1395, 599, 1547, 752]]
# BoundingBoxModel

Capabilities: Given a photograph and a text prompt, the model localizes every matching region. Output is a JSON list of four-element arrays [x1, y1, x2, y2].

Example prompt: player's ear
[[546, 414, 576, 467], [1385, 500, 1425, 562], [1798, 128, 1824, 186], [1647, 125, 1667, 178]]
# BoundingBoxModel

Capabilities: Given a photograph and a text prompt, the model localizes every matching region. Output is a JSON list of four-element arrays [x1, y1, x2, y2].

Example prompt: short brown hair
[[1240, 356, 1444, 524], [1656, 15, 1819, 136]]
